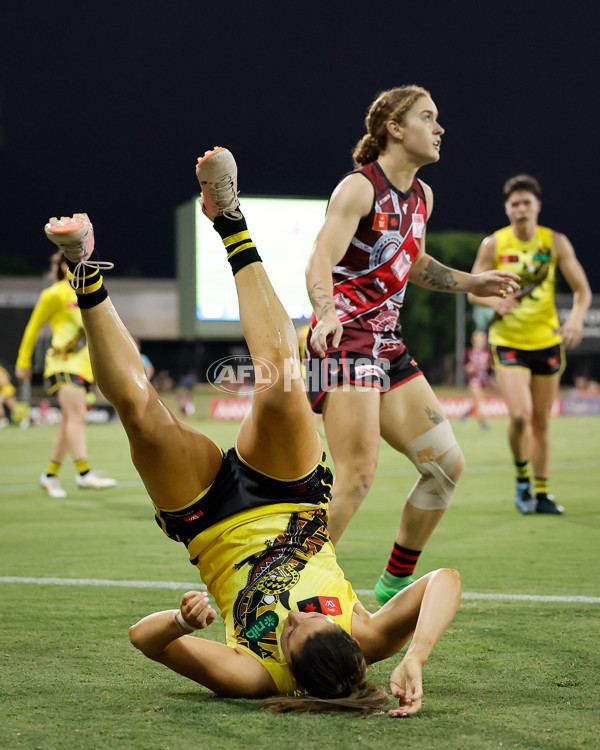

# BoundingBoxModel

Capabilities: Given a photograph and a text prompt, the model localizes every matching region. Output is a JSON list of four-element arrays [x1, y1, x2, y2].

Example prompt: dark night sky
[[1, 2, 599, 291]]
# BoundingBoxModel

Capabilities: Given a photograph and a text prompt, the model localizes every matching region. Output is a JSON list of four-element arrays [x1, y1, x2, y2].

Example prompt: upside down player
[[44, 147, 461, 717]]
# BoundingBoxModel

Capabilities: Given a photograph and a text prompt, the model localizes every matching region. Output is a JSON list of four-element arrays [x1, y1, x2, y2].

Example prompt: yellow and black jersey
[[489, 225, 561, 350], [16, 280, 93, 382], [154, 447, 358, 695]]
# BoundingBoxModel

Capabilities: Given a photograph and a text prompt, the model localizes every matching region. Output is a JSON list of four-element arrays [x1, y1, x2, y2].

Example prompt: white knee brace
[[403, 421, 461, 510]]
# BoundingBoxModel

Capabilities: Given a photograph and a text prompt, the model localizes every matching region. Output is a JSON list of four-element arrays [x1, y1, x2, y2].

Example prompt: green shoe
[[374, 574, 415, 605]]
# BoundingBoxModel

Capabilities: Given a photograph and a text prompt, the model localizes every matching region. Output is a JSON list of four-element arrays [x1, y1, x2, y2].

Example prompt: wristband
[[173, 610, 197, 633]]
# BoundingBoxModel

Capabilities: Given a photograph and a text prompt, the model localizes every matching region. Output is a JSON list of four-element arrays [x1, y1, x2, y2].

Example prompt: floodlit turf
[[1, 414, 599, 749]]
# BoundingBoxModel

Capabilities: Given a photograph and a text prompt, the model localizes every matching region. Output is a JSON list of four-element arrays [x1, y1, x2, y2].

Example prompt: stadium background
[[1, 4, 599, 748]]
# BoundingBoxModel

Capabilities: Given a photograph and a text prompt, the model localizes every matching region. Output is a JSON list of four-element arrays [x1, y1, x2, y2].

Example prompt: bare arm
[[411, 233, 519, 298], [554, 231, 592, 349], [353, 568, 461, 717], [15, 290, 61, 378], [305, 173, 374, 356], [467, 235, 521, 316], [128, 590, 276, 698]]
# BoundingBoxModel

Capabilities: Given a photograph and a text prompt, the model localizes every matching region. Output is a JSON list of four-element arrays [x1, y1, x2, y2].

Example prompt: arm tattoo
[[308, 281, 335, 317], [425, 406, 444, 425], [420, 258, 458, 290]]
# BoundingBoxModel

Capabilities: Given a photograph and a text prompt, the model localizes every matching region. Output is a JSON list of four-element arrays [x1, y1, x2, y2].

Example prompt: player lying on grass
[[44, 147, 461, 717]]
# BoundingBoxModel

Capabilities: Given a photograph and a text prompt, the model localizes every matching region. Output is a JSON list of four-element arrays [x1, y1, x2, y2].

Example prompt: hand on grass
[[388, 656, 423, 717]]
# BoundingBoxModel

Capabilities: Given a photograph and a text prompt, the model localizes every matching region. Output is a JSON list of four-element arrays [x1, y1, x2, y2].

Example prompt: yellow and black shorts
[[154, 447, 333, 548], [492, 343, 565, 377], [46, 372, 91, 395]]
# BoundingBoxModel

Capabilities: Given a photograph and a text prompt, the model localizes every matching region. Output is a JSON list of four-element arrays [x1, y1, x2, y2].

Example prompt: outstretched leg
[[44, 215, 223, 511], [196, 148, 321, 479]]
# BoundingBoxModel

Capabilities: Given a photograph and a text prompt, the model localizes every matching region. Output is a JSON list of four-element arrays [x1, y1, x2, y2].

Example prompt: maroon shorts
[[306, 349, 422, 414]]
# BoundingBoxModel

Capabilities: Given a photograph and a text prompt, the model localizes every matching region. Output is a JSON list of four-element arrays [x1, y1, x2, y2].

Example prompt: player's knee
[[333, 457, 377, 505], [510, 411, 531, 431], [404, 421, 461, 510], [449, 445, 465, 483], [531, 411, 550, 433]]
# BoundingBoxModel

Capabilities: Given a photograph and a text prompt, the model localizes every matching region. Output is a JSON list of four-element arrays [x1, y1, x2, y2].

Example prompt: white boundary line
[[0, 576, 598, 603], [1, 459, 598, 493]]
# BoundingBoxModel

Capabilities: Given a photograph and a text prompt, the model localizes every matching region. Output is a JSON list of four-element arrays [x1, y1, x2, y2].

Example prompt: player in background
[[460, 330, 493, 430], [0, 365, 30, 428], [305, 85, 520, 604], [15, 253, 117, 497], [468, 175, 591, 514]]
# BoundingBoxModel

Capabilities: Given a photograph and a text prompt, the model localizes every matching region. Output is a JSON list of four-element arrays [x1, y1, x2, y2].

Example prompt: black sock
[[213, 214, 262, 275], [65, 251, 108, 309]]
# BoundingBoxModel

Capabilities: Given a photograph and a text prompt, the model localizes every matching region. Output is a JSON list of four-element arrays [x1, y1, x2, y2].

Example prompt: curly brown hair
[[352, 85, 431, 167]]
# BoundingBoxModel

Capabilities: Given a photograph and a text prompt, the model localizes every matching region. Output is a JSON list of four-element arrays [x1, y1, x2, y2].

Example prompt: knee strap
[[403, 421, 461, 510]]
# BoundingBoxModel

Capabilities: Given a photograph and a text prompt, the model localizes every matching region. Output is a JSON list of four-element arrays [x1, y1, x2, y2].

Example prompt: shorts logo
[[183, 511, 204, 522], [548, 356, 559, 367], [412, 214, 425, 238], [297, 596, 342, 616], [243, 611, 279, 643], [373, 213, 401, 232], [355, 364, 386, 381]]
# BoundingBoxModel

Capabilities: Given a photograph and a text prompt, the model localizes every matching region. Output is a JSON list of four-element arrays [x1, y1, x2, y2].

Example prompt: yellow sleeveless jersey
[[488, 225, 561, 350], [16, 280, 93, 382], [188, 503, 358, 696]]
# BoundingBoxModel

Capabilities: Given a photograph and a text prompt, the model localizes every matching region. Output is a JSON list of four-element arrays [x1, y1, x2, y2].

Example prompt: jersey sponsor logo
[[243, 611, 279, 643], [390, 249, 412, 283], [499, 254, 519, 263], [373, 213, 401, 232], [297, 595, 342, 616], [412, 214, 425, 238]]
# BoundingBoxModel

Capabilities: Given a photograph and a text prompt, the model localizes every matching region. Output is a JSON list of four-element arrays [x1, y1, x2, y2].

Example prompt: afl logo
[[206, 355, 279, 394]]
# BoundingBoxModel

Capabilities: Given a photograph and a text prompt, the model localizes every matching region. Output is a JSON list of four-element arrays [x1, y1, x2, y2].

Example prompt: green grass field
[[1, 413, 599, 750]]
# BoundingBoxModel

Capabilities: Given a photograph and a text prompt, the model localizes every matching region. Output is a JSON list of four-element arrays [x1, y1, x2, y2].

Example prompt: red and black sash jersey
[[308, 162, 428, 361]]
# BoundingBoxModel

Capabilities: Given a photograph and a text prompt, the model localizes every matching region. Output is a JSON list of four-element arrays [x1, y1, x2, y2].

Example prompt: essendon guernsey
[[308, 162, 427, 360]]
